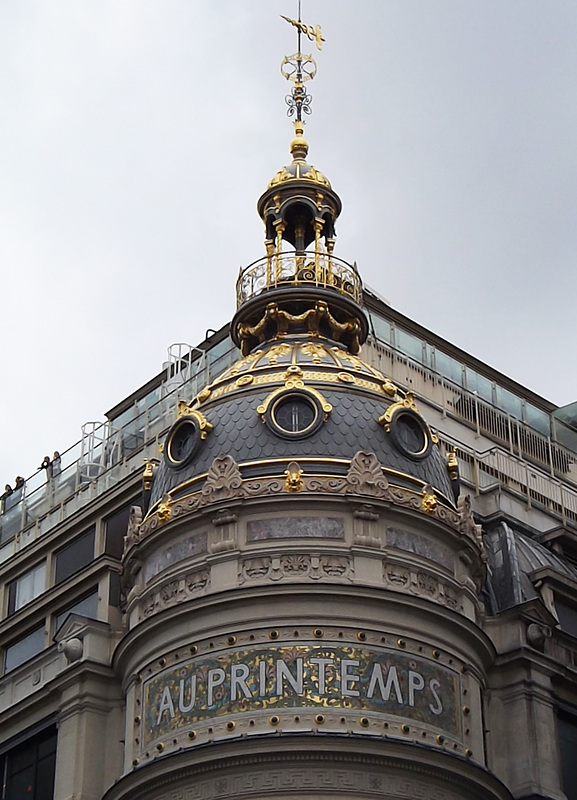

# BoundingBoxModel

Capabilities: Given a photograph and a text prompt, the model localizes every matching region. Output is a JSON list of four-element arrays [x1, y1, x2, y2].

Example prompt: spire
[[231, 7, 368, 358], [280, 3, 324, 157]]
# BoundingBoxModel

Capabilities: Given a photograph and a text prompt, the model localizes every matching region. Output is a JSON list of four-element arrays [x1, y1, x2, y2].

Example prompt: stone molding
[[134, 453, 474, 549], [103, 745, 512, 800]]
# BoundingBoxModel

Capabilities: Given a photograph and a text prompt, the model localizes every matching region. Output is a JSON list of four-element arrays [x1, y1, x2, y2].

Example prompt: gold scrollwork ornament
[[176, 404, 213, 440], [378, 392, 422, 432]]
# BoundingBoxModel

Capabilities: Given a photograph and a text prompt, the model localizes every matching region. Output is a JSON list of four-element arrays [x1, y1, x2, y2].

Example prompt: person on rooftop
[[51, 452, 61, 477]]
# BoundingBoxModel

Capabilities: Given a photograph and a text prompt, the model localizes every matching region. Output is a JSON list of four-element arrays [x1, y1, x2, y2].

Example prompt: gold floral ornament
[[421, 485, 438, 514], [157, 494, 172, 523], [175, 404, 213, 440], [284, 461, 304, 492]]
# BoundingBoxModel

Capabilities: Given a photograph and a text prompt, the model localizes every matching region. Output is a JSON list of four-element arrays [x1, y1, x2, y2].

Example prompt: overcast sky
[[1, 0, 576, 483]]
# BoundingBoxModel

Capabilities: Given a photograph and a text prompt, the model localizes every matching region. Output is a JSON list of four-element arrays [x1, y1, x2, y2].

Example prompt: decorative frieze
[[151, 770, 466, 800], [239, 553, 352, 584], [383, 560, 460, 611], [138, 452, 463, 547], [140, 568, 210, 620]]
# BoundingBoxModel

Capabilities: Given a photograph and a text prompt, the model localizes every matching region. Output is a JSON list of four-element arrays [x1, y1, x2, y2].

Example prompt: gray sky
[[1, 0, 576, 483]]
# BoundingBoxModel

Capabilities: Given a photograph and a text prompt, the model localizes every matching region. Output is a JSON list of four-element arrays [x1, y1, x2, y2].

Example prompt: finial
[[290, 120, 308, 159], [280, 3, 324, 125]]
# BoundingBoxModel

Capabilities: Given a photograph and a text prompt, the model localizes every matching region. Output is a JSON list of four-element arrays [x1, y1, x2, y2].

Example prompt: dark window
[[274, 396, 316, 433], [558, 709, 577, 800], [54, 528, 95, 585], [266, 391, 324, 440], [388, 410, 431, 460], [165, 417, 201, 468], [4, 625, 45, 673], [7, 562, 46, 615], [0, 725, 57, 800], [556, 600, 577, 638], [105, 505, 132, 559], [109, 571, 121, 608], [169, 421, 199, 462], [54, 590, 98, 632]]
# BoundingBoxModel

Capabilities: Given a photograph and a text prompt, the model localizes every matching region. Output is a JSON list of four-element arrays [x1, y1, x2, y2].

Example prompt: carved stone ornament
[[240, 553, 352, 584], [201, 455, 244, 502], [137, 458, 464, 540], [140, 568, 209, 619], [457, 495, 487, 561], [124, 505, 143, 551], [526, 622, 552, 651], [346, 451, 389, 497]]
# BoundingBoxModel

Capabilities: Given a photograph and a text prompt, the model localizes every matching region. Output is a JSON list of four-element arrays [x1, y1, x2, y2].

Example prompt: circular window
[[389, 410, 431, 460], [266, 392, 323, 439], [165, 418, 201, 468]]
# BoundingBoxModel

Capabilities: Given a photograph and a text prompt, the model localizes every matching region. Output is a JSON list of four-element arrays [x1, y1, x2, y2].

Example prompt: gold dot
[[227, 635, 237, 645], [465, 749, 473, 758], [432, 649, 440, 659], [156, 743, 164, 752], [133, 716, 141, 725], [436, 734, 445, 745], [397, 639, 406, 648], [315, 714, 325, 725], [401, 724, 410, 734], [313, 628, 324, 639], [190, 645, 198, 655], [360, 717, 370, 727], [357, 631, 367, 641], [188, 730, 196, 740], [269, 630, 279, 640], [226, 721, 236, 731], [269, 716, 280, 726]]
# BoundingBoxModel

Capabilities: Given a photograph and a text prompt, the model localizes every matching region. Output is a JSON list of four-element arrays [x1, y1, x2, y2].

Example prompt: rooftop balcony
[[236, 250, 363, 307]]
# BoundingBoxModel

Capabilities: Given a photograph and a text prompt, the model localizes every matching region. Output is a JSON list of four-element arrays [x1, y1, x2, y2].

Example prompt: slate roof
[[150, 337, 454, 505], [484, 521, 577, 613]]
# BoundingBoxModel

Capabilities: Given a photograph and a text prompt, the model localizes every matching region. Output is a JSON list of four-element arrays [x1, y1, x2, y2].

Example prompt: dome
[[149, 335, 455, 509], [267, 121, 331, 189], [268, 157, 331, 190]]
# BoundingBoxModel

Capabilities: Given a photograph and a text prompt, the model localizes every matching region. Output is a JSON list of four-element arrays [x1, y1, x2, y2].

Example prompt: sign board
[[143, 643, 460, 744]]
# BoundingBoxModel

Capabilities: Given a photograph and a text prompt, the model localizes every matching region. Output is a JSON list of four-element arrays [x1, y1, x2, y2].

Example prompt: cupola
[[231, 30, 368, 358]]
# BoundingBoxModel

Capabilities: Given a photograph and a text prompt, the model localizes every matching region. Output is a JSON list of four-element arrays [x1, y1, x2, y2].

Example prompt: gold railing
[[236, 251, 362, 307]]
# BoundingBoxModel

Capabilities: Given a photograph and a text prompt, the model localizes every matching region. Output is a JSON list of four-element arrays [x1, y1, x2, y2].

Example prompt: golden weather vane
[[280, 15, 325, 51], [279, 2, 325, 122]]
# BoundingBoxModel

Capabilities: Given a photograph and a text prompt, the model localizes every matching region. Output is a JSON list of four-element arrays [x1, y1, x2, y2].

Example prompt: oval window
[[165, 418, 201, 468], [266, 392, 324, 439]]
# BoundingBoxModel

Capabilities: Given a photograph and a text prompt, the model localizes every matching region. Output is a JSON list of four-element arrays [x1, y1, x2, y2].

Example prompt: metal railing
[[236, 251, 362, 306], [0, 345, 238, 563], [3, 327, 577, 565], [363, 337, 577, 528]]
